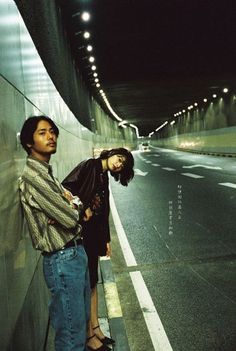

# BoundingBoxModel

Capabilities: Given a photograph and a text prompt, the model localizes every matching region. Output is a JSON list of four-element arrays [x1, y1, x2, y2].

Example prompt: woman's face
[[107, 154, 126, 173]]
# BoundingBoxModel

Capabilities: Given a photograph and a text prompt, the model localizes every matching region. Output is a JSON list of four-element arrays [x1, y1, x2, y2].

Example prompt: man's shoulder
[[18, 164, 37, 191], [20, 158, 49, 188], [22, 161, 39, 179]]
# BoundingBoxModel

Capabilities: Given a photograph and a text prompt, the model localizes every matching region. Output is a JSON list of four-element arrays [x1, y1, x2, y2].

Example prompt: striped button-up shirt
[[19, 156, 83, 253]]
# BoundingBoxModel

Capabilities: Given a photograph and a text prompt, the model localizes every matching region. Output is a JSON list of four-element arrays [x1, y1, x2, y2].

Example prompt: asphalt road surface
[[109, 147, 236, 351]]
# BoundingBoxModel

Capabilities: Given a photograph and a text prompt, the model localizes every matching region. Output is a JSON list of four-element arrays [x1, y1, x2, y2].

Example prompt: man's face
[[27, 120, 57, 161]]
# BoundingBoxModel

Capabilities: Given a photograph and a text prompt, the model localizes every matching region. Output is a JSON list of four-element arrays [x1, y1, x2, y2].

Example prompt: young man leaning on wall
[[19, 115, 92, 351]]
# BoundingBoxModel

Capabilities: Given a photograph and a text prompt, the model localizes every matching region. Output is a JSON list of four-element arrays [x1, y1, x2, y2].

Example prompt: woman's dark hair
[[100, 148, 134, 186], [20, 115, 59, 154]]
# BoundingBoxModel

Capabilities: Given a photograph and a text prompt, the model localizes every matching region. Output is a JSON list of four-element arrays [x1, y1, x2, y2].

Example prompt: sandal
[[93, 326, 115, 345], [87, 335, 112, 351]]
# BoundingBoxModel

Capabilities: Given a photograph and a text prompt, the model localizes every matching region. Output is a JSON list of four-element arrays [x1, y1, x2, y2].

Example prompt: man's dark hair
[[100, 147, 134, 186], [20, 115, 59, 154]]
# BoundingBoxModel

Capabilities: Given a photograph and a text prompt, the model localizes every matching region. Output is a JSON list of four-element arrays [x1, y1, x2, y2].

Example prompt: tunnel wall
[[151, 95, 236, 155], [0, 1, 136, 350], [152, 126, 236, 155]]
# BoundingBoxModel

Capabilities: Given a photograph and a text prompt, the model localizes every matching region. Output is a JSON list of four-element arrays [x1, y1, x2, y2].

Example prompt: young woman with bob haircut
[[63, 147, 134, 351]]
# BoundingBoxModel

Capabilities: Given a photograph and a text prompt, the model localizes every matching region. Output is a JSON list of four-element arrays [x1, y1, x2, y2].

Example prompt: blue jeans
[[43, 245, 90, 351]]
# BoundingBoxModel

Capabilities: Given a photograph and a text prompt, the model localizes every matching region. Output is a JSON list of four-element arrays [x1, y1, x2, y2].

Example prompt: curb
[[99, 257, 130, 351]]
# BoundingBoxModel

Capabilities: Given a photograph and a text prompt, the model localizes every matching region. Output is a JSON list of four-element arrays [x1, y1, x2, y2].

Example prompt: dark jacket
[[62, 158, 110, 256]]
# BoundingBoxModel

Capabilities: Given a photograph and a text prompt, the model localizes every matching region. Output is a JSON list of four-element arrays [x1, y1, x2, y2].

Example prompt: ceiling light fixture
[[155, 121, 168, 132], [129, 124, 140, 138], [118, 120, 128, 126], [72, 11, 91, 21], [83, 31, 90, 39], [86, 45, 93, 52], [81, 11, 90, 21]]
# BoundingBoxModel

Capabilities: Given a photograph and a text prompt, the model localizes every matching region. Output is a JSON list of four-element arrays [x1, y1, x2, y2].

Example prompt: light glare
[[81, 12, 90, 22], [83, 31, 90, 39]]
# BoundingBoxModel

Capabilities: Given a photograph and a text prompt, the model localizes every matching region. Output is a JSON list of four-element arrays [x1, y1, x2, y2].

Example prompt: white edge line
[[109, 189, 137, 267], [110, 190, 172, 350], [219, 182, 236, 189], [130, 271, 173, 351], [181, 173, 204, 179]]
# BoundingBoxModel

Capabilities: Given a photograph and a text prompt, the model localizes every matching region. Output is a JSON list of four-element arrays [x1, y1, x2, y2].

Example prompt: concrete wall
[[0, 1, 136, 350]]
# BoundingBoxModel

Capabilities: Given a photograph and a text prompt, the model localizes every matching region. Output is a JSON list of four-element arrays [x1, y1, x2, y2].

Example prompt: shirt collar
[[27, 156, 52, 175]]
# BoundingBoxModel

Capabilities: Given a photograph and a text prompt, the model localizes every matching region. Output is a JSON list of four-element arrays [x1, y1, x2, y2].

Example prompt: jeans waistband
[[42, 238, 83, 256]]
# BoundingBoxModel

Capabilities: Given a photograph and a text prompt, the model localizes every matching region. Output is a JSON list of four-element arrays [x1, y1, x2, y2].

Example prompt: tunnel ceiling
[[58, 0, 236, 136]]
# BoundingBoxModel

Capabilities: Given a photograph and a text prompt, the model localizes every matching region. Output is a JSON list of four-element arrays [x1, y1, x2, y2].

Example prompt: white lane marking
[[152, 164, 160, 167], [154, 154, 160, 157], [134, 168, 148, 176], [182, 164, 222, 170], [110, 191, 172, 350], [162, 167, 176, 171], [109, 191, 137, 267], [219, 182, 236, 189], [130, 271, 173, 351], [145, 160, 152, 163], [181, 173, 204, 179]]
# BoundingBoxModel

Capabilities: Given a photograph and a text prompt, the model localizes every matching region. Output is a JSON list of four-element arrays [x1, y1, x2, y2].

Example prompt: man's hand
[[83, 207, 93, 222], [48, 218, 56, 225]]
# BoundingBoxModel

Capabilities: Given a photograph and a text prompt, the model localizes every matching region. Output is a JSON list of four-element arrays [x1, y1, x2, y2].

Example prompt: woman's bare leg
[[87, 285, 104, 349]]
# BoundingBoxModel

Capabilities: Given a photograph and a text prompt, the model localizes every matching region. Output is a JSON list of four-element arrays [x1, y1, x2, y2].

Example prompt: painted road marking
[[110, 191, 172, 350], [152, 164, 160, 167], [110, 190, 137, 267], [219, 182, 236, 189], [145, 160, 152, 163], [183, 164, 222, 170], [181, 173, 204, 179], [162, 167, 176, 171], [130, 271, 173, 351], [134, 168, 148, 176]]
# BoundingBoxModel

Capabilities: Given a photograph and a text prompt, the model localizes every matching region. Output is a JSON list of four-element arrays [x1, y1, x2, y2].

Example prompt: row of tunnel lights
[[74, 11, 140, 137], [148, 87, 230, 138]]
